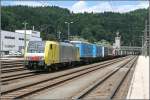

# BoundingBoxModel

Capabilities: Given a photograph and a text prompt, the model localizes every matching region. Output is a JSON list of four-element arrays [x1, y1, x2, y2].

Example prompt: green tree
[[1, 6, 148, 46]]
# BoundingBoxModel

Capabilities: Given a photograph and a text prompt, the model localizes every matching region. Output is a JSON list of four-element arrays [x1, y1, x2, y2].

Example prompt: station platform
[[127, 56, 149, 99]]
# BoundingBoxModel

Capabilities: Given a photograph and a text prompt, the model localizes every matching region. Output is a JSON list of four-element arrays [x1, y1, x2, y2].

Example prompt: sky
[[1, 0, 149, 13]]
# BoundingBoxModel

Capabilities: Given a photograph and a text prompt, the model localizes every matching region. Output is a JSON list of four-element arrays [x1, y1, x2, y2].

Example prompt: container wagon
[[92, 44, 103, 61]]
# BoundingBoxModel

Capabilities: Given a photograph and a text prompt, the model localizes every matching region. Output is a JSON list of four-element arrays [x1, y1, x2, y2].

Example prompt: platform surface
[[127, 56, 149, 99]]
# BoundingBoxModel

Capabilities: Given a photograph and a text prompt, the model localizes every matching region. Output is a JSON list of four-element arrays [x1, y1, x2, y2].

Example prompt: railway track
[[1, 60, 25, 73], [111, 56, 138, 99], [1, 66, 27, 73], [1, 60, 37, 85], [1, 60, 24, 67], [1, 56, 126, 85], [72, 56, 138, 99], [1, 56, 131, 99], [1, 71, 39, 85], [2, 63, 24, 69]]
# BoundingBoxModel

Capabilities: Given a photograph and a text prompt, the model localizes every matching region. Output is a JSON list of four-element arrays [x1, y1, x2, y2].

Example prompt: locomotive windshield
[[27, 41, 45, 53]]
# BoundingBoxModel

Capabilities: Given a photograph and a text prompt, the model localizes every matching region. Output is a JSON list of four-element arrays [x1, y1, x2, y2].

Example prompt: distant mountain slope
[[1, 6, 148, 46]]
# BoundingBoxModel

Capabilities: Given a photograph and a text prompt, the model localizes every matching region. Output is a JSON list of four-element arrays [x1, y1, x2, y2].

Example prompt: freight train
[[24, 41, 116, 71]]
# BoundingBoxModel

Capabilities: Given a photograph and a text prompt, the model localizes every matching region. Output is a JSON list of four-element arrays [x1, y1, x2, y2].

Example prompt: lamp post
[[22, 22, 28, 56], [65, 21, 73, 40]]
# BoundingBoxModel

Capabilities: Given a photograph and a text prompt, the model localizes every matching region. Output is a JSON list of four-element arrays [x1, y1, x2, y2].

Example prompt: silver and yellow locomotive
[[25, 41, 80, 71]]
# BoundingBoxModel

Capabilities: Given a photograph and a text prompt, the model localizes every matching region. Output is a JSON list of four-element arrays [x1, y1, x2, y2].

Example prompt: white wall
[[1, 30, 17, 52], [1, 30, 42, 54]]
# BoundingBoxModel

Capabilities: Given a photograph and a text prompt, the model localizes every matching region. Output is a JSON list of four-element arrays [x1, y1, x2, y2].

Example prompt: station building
[[0, 30, 42, 55]]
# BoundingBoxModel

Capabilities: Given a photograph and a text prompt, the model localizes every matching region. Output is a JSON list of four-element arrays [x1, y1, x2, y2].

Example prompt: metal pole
[[142, 36, 144, 55], [68, 23, 70, 40], [1, 40, 3, 57], [65, 21, 73, 41], [0, 3, 1, 97], [23, 22, 28, 56], [149, 0, 150, 66], [144, 20, 147, 56]]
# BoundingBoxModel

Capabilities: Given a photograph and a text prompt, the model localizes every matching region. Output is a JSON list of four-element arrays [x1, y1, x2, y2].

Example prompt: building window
[[5, 45, 15, 48], [19, 46, 24, 51], [19, 38, 29, 41], [32, 31, 37, 34], [19, 38, 24, 40], [5, 36, 15, 39]]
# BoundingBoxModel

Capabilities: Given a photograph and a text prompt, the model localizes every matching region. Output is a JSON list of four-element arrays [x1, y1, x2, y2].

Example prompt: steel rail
[[71, 56, 137, 99], [110, 56, 138, 99], [1, 57, 130, 99]]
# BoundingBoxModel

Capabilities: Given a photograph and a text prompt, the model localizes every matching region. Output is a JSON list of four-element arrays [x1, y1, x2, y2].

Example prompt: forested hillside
[[1, 6, 148, 46]]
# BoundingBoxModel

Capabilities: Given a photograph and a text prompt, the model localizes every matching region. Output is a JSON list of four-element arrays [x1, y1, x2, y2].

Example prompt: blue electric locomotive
[[70, 41, 113, 61], [70, 41, 93, 62]]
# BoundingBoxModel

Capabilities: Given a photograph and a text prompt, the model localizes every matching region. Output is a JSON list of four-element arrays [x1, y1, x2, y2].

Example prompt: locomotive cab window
[[50, 44, 52, 49], [27, 41, 45, 53]]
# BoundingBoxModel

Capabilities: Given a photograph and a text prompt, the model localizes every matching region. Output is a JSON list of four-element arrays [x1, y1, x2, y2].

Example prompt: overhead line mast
[[148, 0, 150, 66], [144, 20, 148, 56], [22, 22, 28, 56]]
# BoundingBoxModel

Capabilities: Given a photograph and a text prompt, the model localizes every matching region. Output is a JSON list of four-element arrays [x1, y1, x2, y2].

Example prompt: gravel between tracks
[[1, 56, 131, 99], [112, 57, 138, 99], [80, 57, 136, 99], [1, 56, 127, 93], [28, 57, 133, 99]]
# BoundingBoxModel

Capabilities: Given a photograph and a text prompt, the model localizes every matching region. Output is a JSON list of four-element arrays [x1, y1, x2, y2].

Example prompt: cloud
[[115, 1, 149, 13], [13, 1, 42, 7], [71, 1, 87, 13], [89, 2, 113, 13], [2, 1, 149, 13], [2, 1, 51, 7], [70, 1, 149, 13], [70, 1, 113, 13]]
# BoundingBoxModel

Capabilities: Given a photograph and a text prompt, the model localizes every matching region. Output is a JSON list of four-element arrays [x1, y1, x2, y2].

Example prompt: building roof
[[1, 30, 22, 34]]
